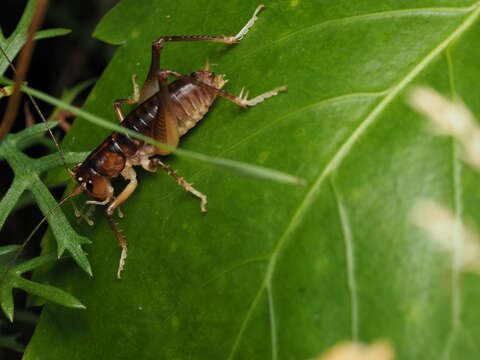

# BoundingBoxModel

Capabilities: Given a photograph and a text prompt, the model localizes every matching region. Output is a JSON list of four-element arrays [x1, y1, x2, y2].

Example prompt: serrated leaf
[[0, 334, 24, 353], [0, 123, 92, 318], [0, 0, 71, 76], [14, 277, 85, 310], [0, 252, 86, 321], [0, 245, 20, 258], [24, 1, 480, 359], [0, 277, 14, 322], [34, 28, 71, 40], [0, 126, 93, 276]]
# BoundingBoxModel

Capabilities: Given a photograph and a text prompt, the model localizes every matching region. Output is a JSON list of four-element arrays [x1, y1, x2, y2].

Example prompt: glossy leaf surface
[[26, 0, 480, 359]]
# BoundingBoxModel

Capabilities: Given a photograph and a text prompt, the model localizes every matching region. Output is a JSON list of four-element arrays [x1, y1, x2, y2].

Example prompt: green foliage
[[1, 80, 301, 185], [0, 0, 300, 326], [0, 246, 85, 322], [19, 0, 480, 359], [0, 0, 89, 329], [0, 0, 70, 76], [0, 122, 90, 320], [0, 85, 13, 98]]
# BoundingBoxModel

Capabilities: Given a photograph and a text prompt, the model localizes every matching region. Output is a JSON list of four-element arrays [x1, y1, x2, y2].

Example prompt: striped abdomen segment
[[120, 70, 226, 140], [167, 71, 226, 136]]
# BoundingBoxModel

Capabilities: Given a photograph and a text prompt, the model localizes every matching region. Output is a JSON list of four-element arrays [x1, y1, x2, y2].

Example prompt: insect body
[[72, 5, 287, 277], [73, 70, 227, 213]]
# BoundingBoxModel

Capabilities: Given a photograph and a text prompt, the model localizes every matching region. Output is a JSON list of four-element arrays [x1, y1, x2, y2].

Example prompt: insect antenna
[[1, 34, 89, 224], [0, 45, 86, 282], [0, 1, 85, 282], [0, 186, 84, 283], [0, 45, 70, 174]]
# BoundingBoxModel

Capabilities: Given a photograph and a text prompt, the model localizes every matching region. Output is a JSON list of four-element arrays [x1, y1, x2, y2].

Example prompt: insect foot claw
[[204, 58, 211, 71], [178, 179, 208, 213], [241, 85, 288, 107], [117, 246, 128, 280], [74, 203, 95, 225], [200, 195, 208, 213], [239, 87, 246, 99], [117, 207, 124, 218], [234, 4, 266, 41], [130, 73, 140, 103]]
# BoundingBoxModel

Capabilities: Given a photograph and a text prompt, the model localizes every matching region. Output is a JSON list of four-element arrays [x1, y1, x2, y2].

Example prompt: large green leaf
[[24, 0, 480, 358]]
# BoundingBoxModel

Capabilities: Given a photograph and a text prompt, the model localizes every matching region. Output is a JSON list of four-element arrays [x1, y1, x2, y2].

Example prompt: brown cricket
[[71, 5, 287, 278]]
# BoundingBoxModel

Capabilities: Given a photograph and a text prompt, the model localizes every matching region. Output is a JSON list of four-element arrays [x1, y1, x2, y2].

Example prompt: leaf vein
[[442, 49, 464, 360], [227, 285, 265, 360], [216, 91, 387, 159], [227, 2, 480, 356], [266, 282, 278, 360], [231, 6, 473, 64], [172, 91, 385, 185], [332, 181, 359, 342], [280, 6, 474, 42]]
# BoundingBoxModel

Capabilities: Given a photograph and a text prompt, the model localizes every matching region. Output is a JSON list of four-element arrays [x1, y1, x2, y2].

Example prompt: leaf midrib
[[442, 48, 463, 359], [227, 2, 480, 359], [226, 6, 474, 70]]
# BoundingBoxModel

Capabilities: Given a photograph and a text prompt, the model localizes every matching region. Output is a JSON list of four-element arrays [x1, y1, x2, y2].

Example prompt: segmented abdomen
[[121, 70, 226, 139], [167, 71, 226, 135], [82, 70, 226, 176]]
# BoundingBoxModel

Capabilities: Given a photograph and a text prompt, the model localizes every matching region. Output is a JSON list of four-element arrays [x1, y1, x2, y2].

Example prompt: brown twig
[[54, 109, 75, 132], [0, 0, 49, 141], [24, 102, 35, 127]]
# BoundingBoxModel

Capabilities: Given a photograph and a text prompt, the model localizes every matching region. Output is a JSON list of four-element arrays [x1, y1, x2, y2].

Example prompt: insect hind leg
[[237, 85, 288, 107], [234, 4, 265, 41], [159, 69, 287, 108], [139, 5, 266, 102]]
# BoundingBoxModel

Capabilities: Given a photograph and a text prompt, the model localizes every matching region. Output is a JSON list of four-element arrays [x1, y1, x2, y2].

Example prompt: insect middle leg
[[113, 74, 141, 121], [142, 157, 208, 213]]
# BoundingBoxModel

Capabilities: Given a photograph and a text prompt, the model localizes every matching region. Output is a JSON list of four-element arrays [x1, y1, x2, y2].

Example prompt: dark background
[[0, 1, 117, 358]]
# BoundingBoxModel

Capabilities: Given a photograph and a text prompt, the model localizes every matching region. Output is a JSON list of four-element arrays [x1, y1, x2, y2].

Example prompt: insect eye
[[86, 181, 94, 192]]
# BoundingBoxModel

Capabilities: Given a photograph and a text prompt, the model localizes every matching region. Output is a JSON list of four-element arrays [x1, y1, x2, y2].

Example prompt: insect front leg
[[104, 165, 138, 279], [106, 165, 138, 216], [74, 202, 95, 225]]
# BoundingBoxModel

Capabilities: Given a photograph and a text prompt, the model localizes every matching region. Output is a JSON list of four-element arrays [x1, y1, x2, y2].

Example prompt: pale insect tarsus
[[234, 4, 266, 41]]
